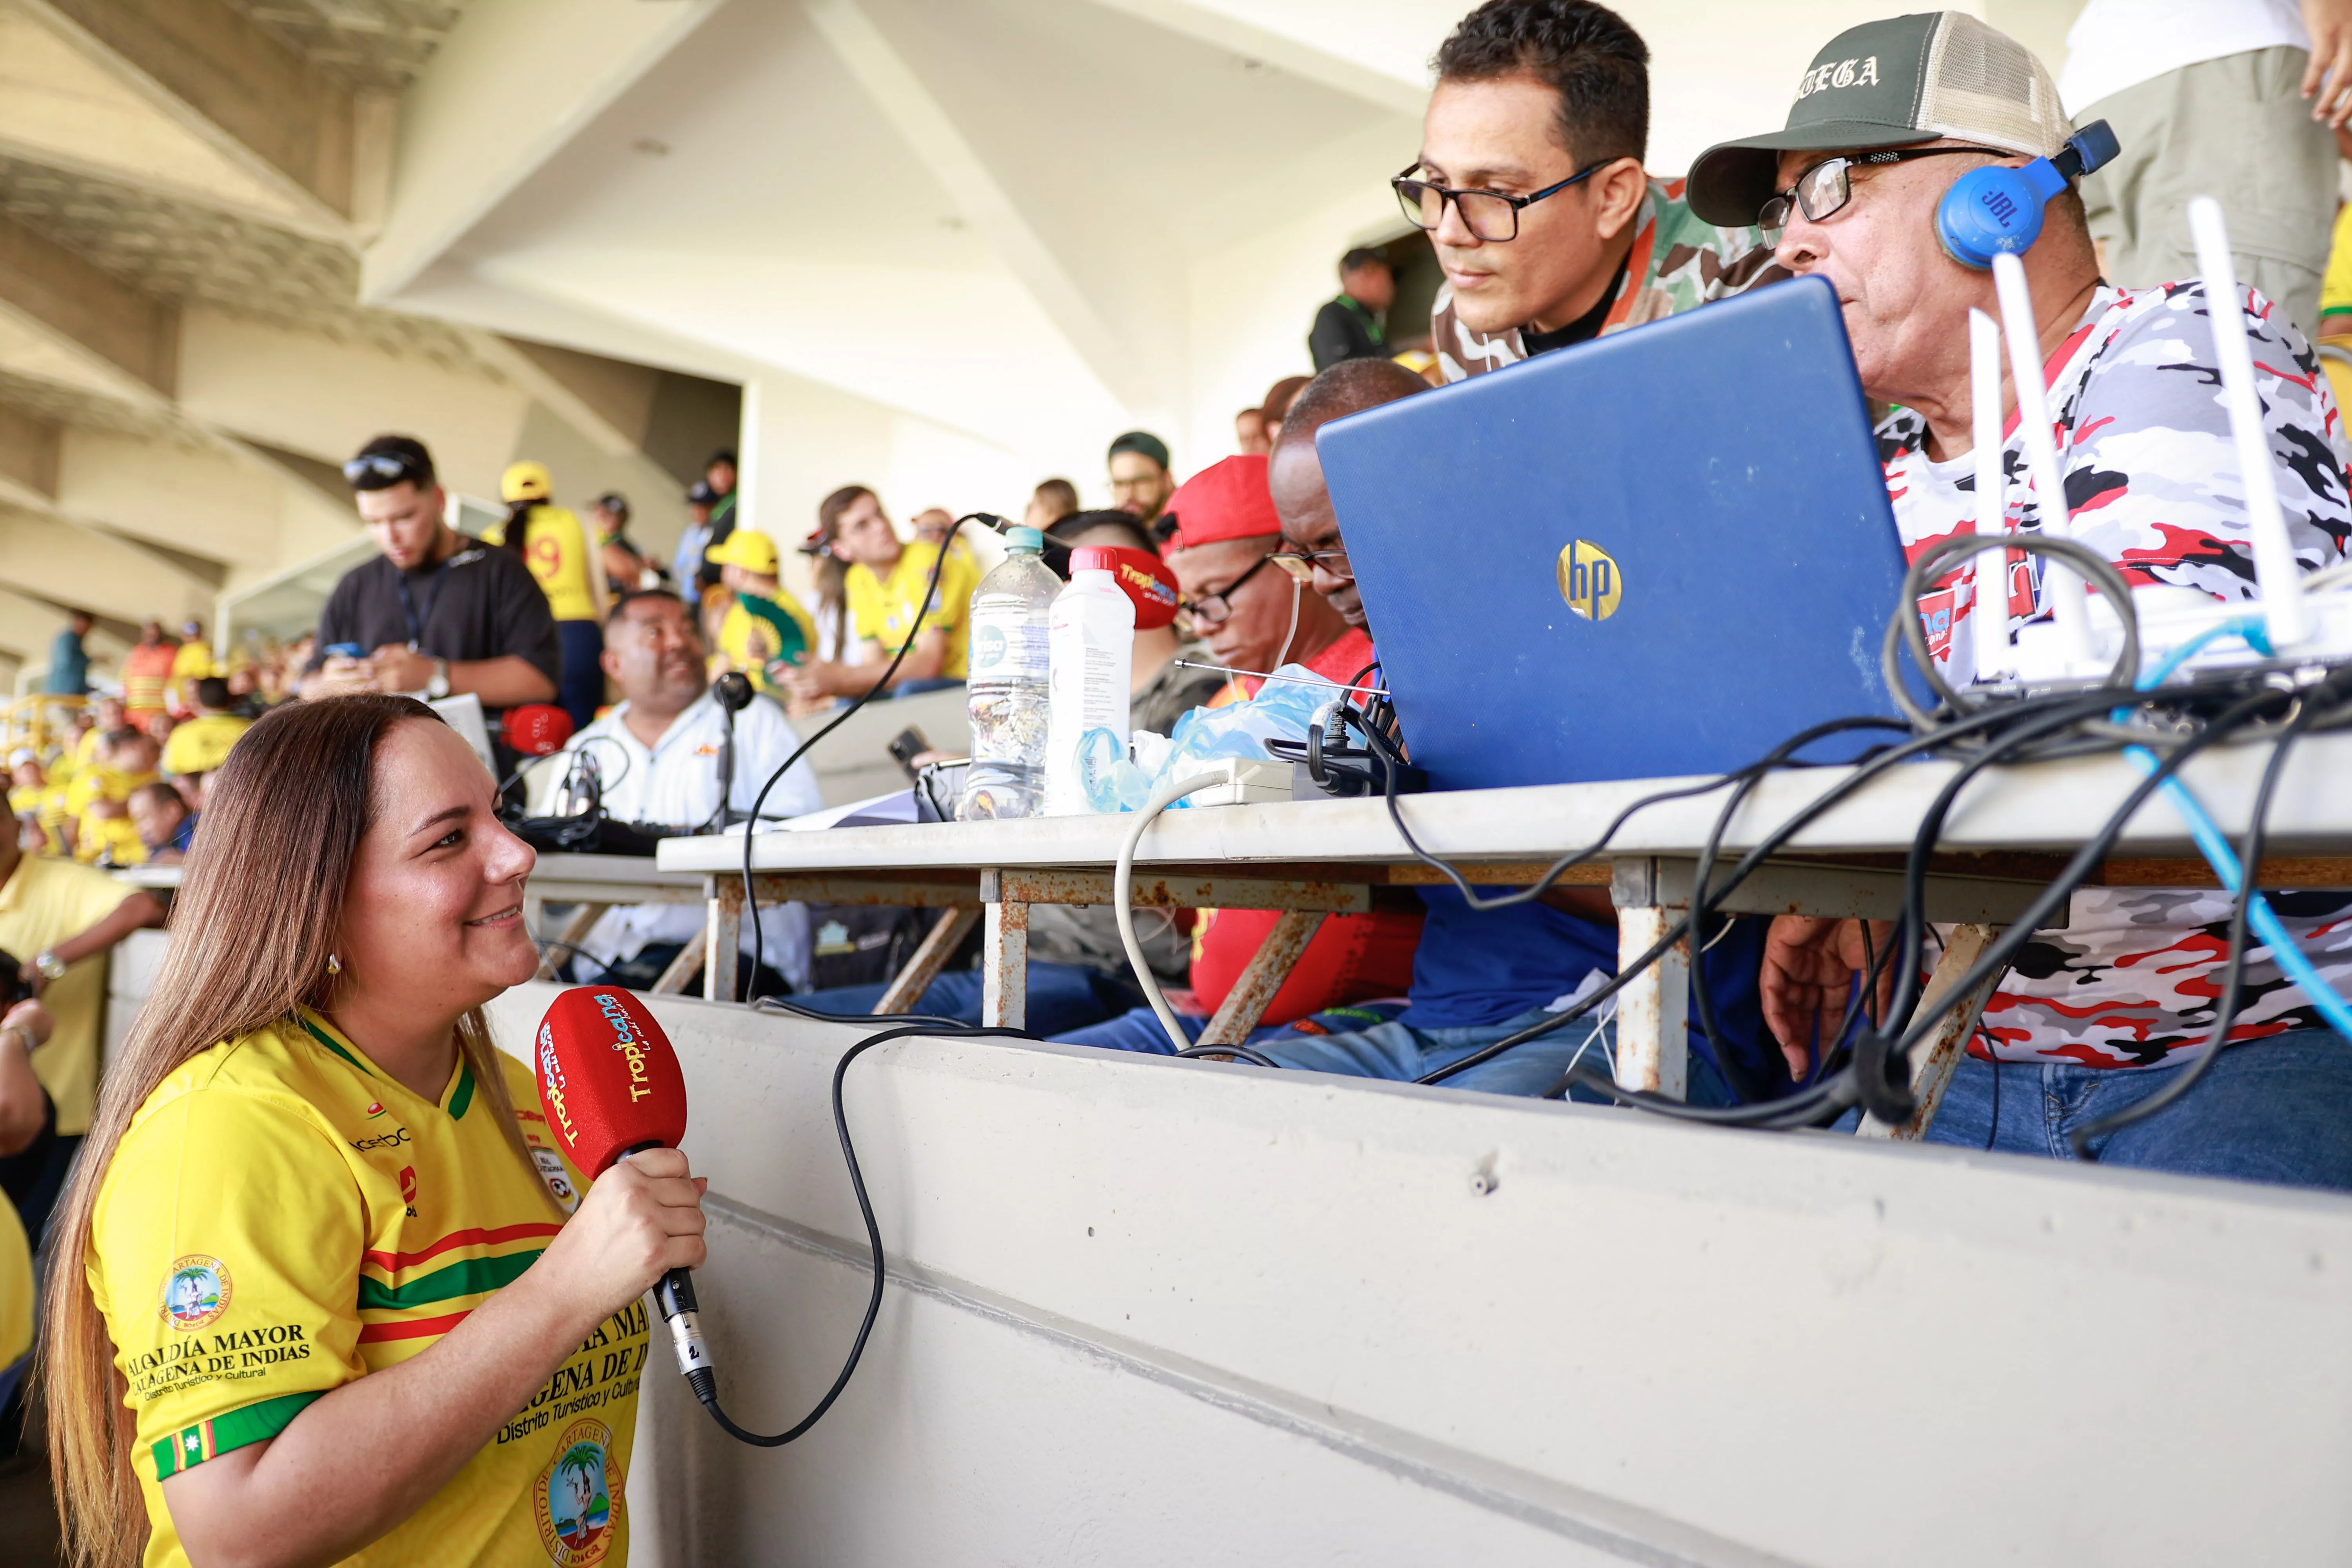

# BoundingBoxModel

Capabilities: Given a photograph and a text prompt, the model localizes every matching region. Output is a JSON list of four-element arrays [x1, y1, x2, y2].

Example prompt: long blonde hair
[[44, 695, 538, 1568]]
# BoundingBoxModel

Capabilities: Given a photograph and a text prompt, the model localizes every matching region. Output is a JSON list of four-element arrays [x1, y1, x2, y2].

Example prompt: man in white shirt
[[557, 590, 825, 994], [2061, 0, 2352, 342]]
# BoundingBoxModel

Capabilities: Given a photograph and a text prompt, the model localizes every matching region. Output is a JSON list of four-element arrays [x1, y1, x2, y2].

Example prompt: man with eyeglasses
[[1410, 0, 1782, 385], [1106, 430, 1177, 525], [301, 435, 562, 725], [1685, 13, 2352, 1185], [1159, 455, 1360, 703]]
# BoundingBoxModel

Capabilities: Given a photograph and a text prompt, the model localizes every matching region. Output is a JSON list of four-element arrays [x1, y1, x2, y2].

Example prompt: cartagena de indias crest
[[535, 1418, 624, 1565], [160, 1254, 232, 1332]]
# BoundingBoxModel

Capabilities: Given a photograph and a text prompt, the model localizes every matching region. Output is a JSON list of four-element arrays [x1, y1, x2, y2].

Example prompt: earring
[[327, 953, 342, 975]]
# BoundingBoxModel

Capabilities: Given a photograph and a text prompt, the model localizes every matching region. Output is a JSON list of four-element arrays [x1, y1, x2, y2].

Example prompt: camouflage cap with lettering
[[1685, 12, 2073, 228]]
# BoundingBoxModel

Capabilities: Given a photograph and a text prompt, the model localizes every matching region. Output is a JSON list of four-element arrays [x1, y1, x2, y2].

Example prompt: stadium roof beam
[[0, 211, 178, 403], [20, 0, 379, 234], [0, 405, 59, 508]]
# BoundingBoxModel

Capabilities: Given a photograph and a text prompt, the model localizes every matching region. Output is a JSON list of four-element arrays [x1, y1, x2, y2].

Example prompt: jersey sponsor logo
[[1555, 539, 1624, 622], [533, 1147, 581, 1213], [534, 1417, 625, 1565], [349, 1126, 411, 1152], [364, 1100, 388, 1119], [162, 1254, 233, 1332]]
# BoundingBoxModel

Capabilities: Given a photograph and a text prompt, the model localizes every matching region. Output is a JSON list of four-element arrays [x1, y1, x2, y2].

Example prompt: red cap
[[1106, 547, 1179, 630], [1162, 456, 1280, 550], [1071, 546, 1118, 573], [534, 986, 688, 1176]]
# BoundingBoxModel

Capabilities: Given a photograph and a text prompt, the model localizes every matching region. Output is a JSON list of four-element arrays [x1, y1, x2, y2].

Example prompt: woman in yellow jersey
[[780, 485, 979, 705], [45, 696, 706, 1568], [497, 461, 612, 731]]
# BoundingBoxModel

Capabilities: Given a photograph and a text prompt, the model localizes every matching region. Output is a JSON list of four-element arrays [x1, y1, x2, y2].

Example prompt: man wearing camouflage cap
[[1689, 12, 2352, 1185]]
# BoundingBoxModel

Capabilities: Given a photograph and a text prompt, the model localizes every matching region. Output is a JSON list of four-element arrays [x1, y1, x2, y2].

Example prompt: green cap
[[1685, 12, 2073, 228], [1004, 525, 1044, 554]]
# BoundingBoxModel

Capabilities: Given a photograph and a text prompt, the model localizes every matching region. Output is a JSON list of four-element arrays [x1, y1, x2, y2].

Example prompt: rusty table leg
[[535, 902, 607, 982], [1196, 910, 1325, 1047], [981, 893, 1028, 1029], [1612, 903, 1690, 1099], [876, 905, 982, 1016], [704, 877, 743, 1003], [1858, 922, 2005, 1142], [651, 918, 709, 995]]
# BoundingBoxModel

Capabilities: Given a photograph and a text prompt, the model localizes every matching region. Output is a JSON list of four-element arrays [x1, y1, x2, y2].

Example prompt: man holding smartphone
[[300, 435, 561, 717]]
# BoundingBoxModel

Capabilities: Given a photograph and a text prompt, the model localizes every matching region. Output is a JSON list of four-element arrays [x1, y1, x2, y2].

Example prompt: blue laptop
[[1317, 273, 1915, 791]]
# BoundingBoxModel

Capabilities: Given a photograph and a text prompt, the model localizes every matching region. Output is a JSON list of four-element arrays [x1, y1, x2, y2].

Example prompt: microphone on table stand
[[710, 671, 753, 831]]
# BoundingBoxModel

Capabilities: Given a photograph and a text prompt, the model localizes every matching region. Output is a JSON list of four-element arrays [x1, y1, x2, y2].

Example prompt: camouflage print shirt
[[1430, 177, 1784, 383], [1883, 280, 2352, 1067]]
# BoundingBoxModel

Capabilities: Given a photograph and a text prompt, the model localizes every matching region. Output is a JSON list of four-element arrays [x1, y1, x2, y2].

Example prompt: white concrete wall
[[485, 982, 2352, 1568]]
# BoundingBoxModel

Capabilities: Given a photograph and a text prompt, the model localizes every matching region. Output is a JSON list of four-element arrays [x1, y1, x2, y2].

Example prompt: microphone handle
[[616, 1141, 716, 1396], [652, 1267, 715, 1401]]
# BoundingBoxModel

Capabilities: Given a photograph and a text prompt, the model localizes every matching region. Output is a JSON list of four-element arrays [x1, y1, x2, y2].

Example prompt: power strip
[[1184, 758, 1295, 806]]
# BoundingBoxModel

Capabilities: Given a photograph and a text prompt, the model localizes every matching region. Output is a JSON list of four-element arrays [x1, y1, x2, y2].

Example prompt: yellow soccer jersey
[[90, 1011, 645, 1568], [162, 713, 252, 779], [0, 851, 137, 1134], [72, 767, 154, 867], [846, 539, 979, 679], [0, 1194, 28, 1375], [507, 505, 601, 623]]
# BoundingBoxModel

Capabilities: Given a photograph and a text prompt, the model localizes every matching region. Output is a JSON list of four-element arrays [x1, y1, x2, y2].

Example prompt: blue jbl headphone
[[1936, 120, 2120, 269]]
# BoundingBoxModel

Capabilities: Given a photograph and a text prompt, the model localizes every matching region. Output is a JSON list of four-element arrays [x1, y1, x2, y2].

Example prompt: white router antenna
[[2187, 194, 2311, 649], [1991, 252, 2095, 666], [1969, 307, 2013, 682]]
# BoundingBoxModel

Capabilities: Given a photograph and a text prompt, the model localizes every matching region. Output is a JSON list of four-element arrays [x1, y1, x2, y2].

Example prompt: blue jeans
[[798, 961, 1130, 1036], [1919, 1027, 2352, 1192], [1056, 1001, 1736, 1104], [554, 619, 605, 731]]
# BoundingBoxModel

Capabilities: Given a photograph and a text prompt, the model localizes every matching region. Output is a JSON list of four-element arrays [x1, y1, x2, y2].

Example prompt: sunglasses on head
[[342, 452, 429, 491]]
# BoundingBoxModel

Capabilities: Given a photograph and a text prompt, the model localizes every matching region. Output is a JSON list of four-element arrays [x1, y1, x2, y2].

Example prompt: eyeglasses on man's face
[[1269, 547, 1352, 584], [1756, 145, 2007, 230], [1176, 552, 1281, 626], [1392, 158, 1613, 243]]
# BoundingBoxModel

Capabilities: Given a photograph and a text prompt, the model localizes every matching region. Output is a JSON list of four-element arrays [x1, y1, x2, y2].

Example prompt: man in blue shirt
[[45, 612, 90, 697]]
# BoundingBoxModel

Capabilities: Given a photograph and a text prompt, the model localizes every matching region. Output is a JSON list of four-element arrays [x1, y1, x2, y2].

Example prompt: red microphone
[[503, 702, 575, 757], [534, 986, 711, 1390]]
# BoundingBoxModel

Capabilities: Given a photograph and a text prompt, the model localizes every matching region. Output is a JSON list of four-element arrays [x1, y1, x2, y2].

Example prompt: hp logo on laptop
[[1555, 539, 1622, 622]]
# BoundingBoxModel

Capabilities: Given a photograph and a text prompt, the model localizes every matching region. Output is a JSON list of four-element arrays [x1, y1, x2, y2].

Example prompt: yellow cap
[[501, 460, 553, 503], [706, 529, 780, 575]]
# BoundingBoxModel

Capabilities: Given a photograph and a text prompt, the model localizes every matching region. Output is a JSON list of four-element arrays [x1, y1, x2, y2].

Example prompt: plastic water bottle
[[958, 527, 1059, 820], [1044, 545, 1135, 816]]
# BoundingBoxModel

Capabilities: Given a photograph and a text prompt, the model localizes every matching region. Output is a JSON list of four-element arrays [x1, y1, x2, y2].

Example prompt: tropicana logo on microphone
[[595, 989, 656, 1103]]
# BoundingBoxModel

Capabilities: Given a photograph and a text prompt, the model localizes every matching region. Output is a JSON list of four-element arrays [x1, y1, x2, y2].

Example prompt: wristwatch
[[34, 949, 66, 982], [426, 658, 451, 699]]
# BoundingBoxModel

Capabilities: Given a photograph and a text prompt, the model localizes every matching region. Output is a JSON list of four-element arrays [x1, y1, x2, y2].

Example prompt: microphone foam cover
[[534, 985, 688, 1176], [1105, 546, 1180, 631], [503, 702, 575, 757]]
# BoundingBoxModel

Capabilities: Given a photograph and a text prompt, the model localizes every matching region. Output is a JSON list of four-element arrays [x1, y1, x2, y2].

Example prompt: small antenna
[[2187, 195, 2310, 649], [1991, 252, 2096, 666], [1968, 307, 2013, 683]]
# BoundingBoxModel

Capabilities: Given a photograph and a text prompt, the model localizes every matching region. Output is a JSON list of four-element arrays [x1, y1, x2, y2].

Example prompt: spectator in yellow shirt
[[167, 619, 216, 717], [71, 729, 160, 868], [493, 460, 611, 731], [74, 696, 122, 771], [781, 485, 978, 702], [162, 676, 253, 797], [8, 751, 45, 853], [706, 530, 817, 701]]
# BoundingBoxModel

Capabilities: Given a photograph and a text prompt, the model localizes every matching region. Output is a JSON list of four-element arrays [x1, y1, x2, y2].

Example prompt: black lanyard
[[396, 557, 452, 649]]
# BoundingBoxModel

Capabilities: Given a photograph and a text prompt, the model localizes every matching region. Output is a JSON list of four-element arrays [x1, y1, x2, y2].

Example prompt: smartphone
[[325, 642, 365, 660], [886, 727, 930, 781]]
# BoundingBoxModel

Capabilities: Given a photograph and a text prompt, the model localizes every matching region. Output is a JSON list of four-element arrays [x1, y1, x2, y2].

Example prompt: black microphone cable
[[735, 513, 1007, 1011]]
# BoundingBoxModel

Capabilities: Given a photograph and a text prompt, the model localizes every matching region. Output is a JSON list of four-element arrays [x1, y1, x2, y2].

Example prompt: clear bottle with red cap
[[1044, 545, 1134, 815], [959, 526, 1058, 820]]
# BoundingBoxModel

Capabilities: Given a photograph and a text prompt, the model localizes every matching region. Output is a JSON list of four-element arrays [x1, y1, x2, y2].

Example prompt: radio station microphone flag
[[532, 986, 713, 1394]]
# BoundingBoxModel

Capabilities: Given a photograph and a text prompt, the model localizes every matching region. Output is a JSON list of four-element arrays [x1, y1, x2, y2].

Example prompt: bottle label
[[969, 596, 1049, 681]]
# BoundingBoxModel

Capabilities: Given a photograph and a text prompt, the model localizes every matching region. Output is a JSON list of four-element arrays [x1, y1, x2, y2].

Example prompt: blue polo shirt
[[1396, 889, 1784, 1098]]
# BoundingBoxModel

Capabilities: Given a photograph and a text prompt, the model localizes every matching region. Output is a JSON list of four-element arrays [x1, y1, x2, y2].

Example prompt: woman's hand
[[531, 1147, 707, 1339]]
